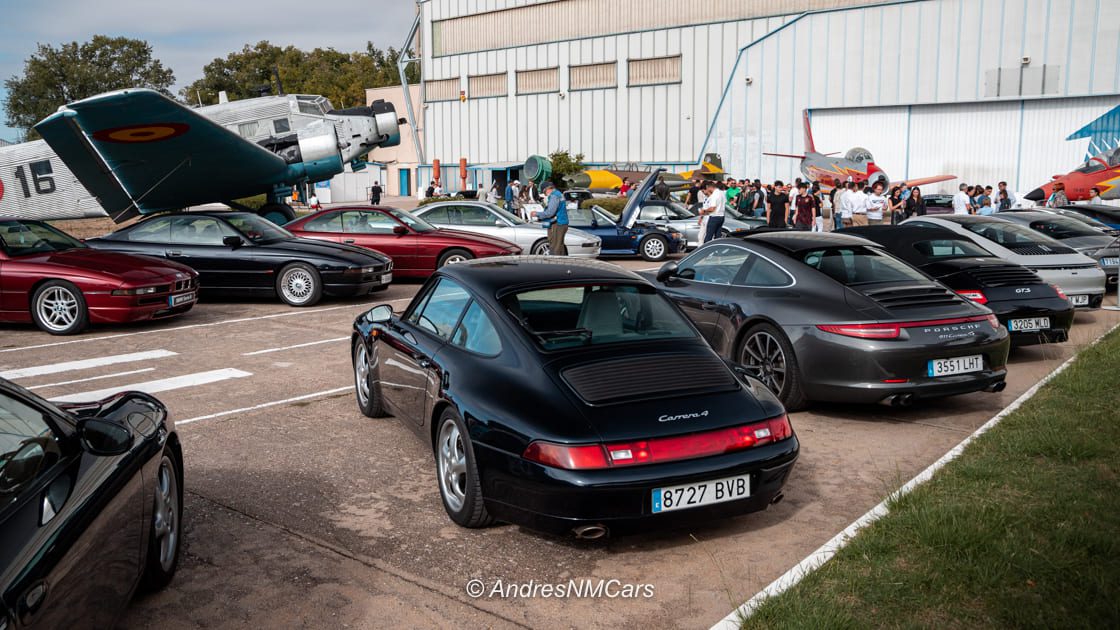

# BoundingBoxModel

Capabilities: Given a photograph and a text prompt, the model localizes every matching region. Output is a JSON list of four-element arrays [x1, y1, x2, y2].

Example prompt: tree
[[181, 42, 421, 108], [3, 35, 174, 138], [547, 149, 586, 190]]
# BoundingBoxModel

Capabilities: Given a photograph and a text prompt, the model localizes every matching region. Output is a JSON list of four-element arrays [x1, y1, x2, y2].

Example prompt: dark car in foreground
[[0, 219, 199, 335], [841, 225, 1074, 345], [0, 380, 182, 628], [351, 257, 798, 537], [644, 232, 1010, 409], [88, 211, 393, 306]]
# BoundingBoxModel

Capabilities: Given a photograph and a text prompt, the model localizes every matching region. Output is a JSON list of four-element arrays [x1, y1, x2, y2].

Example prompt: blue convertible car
[[565, 170, 685, 261]]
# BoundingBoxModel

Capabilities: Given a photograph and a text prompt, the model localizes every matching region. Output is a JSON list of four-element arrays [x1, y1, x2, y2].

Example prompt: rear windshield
[[958, 220, 1062, 248], [1028, 217, 1103, 239], [801, 246, 929, 286], [912, 238, 993, 259], [502, 283, 695, 350]]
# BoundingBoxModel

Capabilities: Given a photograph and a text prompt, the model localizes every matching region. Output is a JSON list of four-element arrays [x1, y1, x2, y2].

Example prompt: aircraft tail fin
[[803, 110, 817, 154], [36, 110, 138, 221], [701, 153, 723, 172]]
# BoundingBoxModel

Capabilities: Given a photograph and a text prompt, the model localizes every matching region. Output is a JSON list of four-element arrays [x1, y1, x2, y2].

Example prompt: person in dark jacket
[[536, 181, 569, 255], [906, 187, 927, 217], [370, 181, 383, 205]]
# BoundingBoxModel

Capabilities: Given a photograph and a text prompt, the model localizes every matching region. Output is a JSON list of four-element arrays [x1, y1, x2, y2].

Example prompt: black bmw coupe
[[351, 257, 798, 537], [1, 380, 182, 627], [842, 225, 1074, 345], [644, 232, 1010, 410], [88, 212, 393, 306]]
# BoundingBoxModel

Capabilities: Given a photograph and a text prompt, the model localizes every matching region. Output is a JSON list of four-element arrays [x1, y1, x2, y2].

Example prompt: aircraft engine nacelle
[[294, 125, 344, 183]]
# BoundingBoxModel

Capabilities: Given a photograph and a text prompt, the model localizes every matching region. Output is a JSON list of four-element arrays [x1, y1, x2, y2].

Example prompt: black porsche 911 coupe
[[87, 212, 393, 306], [644, 232, 1010, 410], [351, 257, 798, 538], [0, 380, 182, 628], [842, 225, 1074, 345]]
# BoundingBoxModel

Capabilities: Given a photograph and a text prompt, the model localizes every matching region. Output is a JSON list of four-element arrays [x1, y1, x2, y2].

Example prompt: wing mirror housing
[[223, 236, 244, 249], [78, 418, 133, 456], [364, 304, 394, 323], [393, 225, 409, 236], [0, 441, 46, 495], [495, 220, 506, 227], [656, 261, 679, 283]]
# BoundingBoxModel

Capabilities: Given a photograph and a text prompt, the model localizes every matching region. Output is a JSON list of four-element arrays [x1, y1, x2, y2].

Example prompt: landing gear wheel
[[276, 262, 322, 307], [353, 340, 387, 417], [31, 280, 89, 335], [435, 409, 493, 528], [437, 249, 474, 267], [530, 239, 550, 255], [258, 203, 297, 225], [140, 452, 182, 591], [639, 235, 669, 261], [738, 323, 807, 410]]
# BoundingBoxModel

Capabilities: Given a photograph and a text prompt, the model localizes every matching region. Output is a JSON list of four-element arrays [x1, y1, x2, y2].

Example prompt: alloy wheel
[[643, 237, 666, 259], [280, 267, 315, 304], [354, 344, 371, 407], [442, 254, 469, 265], [36, 286, 79, 332], [437, 419, 468, 512], [741, 331, 787, 395], [153, 456, 180, 572]]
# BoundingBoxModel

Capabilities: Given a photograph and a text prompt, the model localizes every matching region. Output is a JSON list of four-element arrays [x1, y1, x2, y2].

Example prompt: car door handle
[[701, 301, 720, 310], [165, 250, 183, 257], [344, 239, 356, 244]]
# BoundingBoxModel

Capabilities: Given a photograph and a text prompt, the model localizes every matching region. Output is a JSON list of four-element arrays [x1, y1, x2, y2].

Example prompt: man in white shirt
[[699, 180, 726, 244], [836, 185, 853, 227], [866, 182, 887, 224], [847, 182, 869, 226], [952, 183, 971, 215]]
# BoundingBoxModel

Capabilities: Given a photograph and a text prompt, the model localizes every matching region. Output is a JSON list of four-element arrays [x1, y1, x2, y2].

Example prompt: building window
[[628, 55, 682, 87], [468, 73, 508, 98], [426, 78, 460, 102], [516, 68, 560, 95], [569, 62, 617, 91]]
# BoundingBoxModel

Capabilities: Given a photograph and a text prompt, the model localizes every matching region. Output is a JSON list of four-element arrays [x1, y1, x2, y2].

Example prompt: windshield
[[802, 246, 930, 286], [0, 220, 86, 256], [484, 203, 527, 225], [663, 203, 694, 219], [912, 238, 994, 259], [1028, 216, 1105, 239], [385, 208, 435, 233], [502, 283, 696, 350], [959, 220, 1063, 248], [224, 214, 292, 242]]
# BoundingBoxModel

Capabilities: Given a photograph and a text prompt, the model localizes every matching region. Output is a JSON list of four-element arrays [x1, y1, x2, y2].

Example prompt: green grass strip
[[744, 328, 1120, 630]]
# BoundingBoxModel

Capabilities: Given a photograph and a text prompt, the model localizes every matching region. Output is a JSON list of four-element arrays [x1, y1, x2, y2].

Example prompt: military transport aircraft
[[0, 89, 401, 225], [562, 153, 726, 193], [1023, 147, 1120, 203], [764, 111, 956, 191]]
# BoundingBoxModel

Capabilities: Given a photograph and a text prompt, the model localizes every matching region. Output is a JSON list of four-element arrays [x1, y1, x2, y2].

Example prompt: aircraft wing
[[896, 174, 957, 188], [35, 89, 288, 222], [762, 152, 806, 159]]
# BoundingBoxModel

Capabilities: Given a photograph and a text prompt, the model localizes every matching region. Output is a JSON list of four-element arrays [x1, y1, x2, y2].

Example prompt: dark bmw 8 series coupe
[[350, 257, 798, 538], [644, 232, 1010, 409]]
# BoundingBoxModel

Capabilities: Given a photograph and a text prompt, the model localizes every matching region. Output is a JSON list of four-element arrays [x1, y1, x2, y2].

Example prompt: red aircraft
[[1024, 147, 1120, 203], [765, 111, 956, 191]]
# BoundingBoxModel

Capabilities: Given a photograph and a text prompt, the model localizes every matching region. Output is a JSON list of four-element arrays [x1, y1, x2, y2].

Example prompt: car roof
[[737, 230, 877, 253], [129, 210, 257, 224], [1061, 204, 1120, 215], [839, 224, 967, 249], [921, 214, 1003, 225], [992, 211, 1057, 222], [438, 256, 647, 296]]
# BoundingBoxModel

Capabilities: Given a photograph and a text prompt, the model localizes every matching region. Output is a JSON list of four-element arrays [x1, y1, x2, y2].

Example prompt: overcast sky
[[0, 0, 417, 141]]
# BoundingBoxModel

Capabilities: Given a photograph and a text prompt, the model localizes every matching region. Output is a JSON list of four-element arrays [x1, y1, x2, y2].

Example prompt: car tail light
[[522, 415, 793, 470], [817, 315, 998, 340], [955, 290, 988, 305], [1051, 284, 1068, 300]]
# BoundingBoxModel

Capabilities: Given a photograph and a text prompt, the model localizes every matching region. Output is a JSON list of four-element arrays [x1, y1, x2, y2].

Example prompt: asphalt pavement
[[1, 258, 1116, 629]]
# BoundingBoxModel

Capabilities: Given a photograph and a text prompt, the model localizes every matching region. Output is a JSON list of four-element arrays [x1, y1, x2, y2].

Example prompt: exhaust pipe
[[879, 393, 915, 407], [770, 492, 784, 505], [986, 381, 1007, 393], [572, 524, 609, 540]]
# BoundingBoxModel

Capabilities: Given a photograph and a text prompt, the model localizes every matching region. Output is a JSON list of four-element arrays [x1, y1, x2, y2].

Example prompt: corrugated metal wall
[[469, 73, 508, 98], [425, 78, 460, 102], [628, 56, 682, 87], [570, 62, 617, 90], [517, 68, 560, 95]]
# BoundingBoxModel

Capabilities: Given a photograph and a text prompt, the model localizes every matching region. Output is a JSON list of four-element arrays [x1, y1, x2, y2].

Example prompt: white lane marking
[[0, 349, 177, 379], [711, 322, 1120, 630], [0, 296, 414, 355], [29, 368, 156, 390], [177, 385, 353, 425], [242, 337, 348, 356], [51, 368, 253, 403]]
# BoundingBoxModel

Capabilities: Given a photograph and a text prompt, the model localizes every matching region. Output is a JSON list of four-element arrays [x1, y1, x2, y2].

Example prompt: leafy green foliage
[[180, 41, 420, 108], [547, 149, 585, 190], [3, 35, 174, 138], [581, 197, 626, 217], [417, 195, 465, 208]]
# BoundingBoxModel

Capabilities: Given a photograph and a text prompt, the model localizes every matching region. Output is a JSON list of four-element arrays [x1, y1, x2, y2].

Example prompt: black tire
[[737, 323, 808, 411], [275, 262, 322, 307], [437, 248, 474, 268], [139, 451, 182, 592], [353, 340, 387, 418], [31, 280, 89, 335], [639, 235, 670, 261], [434, 409, 493, 528], [530, 238, 550, 255], [258, 203, 297, 225]]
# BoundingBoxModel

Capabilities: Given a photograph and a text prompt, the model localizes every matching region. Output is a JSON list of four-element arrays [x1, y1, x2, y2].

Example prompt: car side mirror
[[365, 304, 394, 323], [223, 235, 243, 248], [590, 220, 599, 228], [0, 441, 45, 495], [393, 225, 409, 236], [78, 418, 133, 456], [495, 220, 506, 227], [656, 261, 680, 283]]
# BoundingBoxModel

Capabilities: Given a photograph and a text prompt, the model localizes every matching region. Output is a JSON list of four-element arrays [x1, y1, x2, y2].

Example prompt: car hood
[[1060, 234, 1118, 251], [268, 237, 391, 264], [517, 223, 599, 242], [541, 342, 780, 443], [431, 228, 519, 250], [618, 169, 664, 229], [16, 248, 196, 283]]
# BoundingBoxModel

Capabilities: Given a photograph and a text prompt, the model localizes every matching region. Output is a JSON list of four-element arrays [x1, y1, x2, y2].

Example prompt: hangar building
[[406, 0, 1120, 196]]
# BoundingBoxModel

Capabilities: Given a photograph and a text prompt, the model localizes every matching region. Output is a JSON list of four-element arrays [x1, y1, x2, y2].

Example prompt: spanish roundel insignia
[[91, 123, 190, 143]]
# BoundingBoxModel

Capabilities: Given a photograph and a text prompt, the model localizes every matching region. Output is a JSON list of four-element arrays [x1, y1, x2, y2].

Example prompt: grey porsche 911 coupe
[[644, 232, 1010, 410]]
